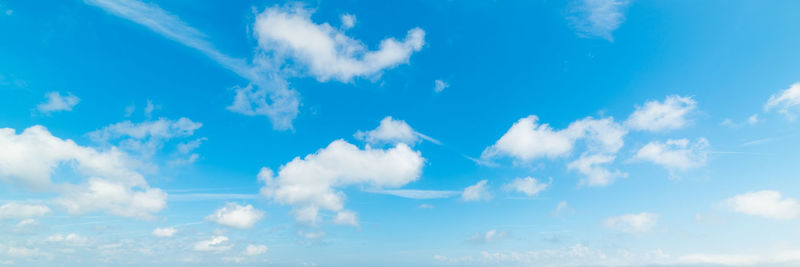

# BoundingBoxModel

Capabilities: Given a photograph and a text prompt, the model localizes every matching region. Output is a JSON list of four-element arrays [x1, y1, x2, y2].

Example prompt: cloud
[[56, 178, 167, 219], [725, 190, 800, 220], [0, 202, 51, 219], [245, 244, 268, 256], [434, 79, 449, 93], [0, 125, 166, 219], [569, 0, 630, 41], [193, 236, 232, 252], [625, 95, 697, 132], [259, 139, 424, 225], [152, 227, 177, 237], [482, 116, 625, 162], [332, 210, 358, 227], [340, 14, 356, 30], [368, 189, 459, 199], [462, 180, 492, 201], [503, 177, 548, 196], [85, 0, 300, 130], [355, 116, 439, 146], [45, 233, 89, 246], [419, 203, 434, 209], [253, 5, 425, 82], [554, 201, 571, 216], [568, 153, 626, 186], [633, 138, 709, 172], [205, 202, 265, 229], [605, 212, 659, 233], [88, 117, 203, 160], [36, 92, 80, 114], [469, 229, 509, 244], [765, 82, 800, 119]]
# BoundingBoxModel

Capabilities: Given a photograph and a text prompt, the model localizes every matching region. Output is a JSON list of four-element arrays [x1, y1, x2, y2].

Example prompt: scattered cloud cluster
[[462, 180, 492, 201], [633, 138, 709, 172], [765, 82, 800, 120], [625, 95, 697, 132], [0, 202, 51, 219], [469, 229, 509, 244]]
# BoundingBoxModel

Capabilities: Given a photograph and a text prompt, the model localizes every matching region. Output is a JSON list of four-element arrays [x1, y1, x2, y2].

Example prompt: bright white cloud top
[[765, 82, 800, 119], [725, 190, 800, 220], [634, 138, 709, 172], [626, 95, 697, 132], [205, 203, 265, 229]]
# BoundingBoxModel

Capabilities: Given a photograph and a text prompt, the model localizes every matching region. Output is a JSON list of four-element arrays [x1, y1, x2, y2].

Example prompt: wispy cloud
[[368, 189, 459, 199]]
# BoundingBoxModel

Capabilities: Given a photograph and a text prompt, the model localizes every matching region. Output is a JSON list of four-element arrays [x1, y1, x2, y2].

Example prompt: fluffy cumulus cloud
[[253, 5, 425, 82], [0, 125, 165, 219], [205, 202, 265, 229], [626, 95, 697, 132], [193, 236, 233, 252], [483, 115, 627, 186], [765, 82, 800, 119], [725, 190, 800, 220], [569, 0, 630, 41], [605, 212, 659, 233], [634, 138, 709, 172], [503, 177, 548, 196], [462, 180, 492, 201], [36, 91, 80, 114], [152, 227, 178, 237], [0, 202, 51, 219], [259, 138, 424, 225]]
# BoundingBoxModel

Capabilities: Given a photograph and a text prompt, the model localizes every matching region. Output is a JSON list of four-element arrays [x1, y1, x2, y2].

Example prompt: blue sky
[[2, 0, 800, 266]]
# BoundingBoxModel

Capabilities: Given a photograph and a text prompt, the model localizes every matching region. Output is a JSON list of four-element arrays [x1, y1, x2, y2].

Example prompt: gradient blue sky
[[2, 0, 800, 266]]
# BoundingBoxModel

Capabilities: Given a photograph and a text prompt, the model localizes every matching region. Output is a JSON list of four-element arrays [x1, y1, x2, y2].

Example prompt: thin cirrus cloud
[[725, 190, 800, 220], [568, 0, 630, 41], [36, 91, 80, 114], [764, 82, 800, 120], [355, 116, 441, 146], [86, 0, 426, 130], [604, 212, 659, 233]]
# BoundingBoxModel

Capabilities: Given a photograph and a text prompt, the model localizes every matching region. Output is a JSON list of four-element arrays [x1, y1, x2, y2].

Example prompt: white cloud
[[633, 138, 709, 172], [554, 201, 571, 216], [482, 116, 625, 162], [193, 236, 232, 252], [253, 5, 425, 82], [462, 180, 492, 202], [605, 212, 659, 233], [259, 139, 424, 225], [725, 190, 800, 220], [434, 79, 449, 93], [626, 95, 697, 132], [503, 177, 548, 196], [298, 231, 326, 240], [332, 210, 358, 227], [765, 82, 800, 119], [748, 114, 759, 125], [354, 116, 439, 146], [45, 233, 89, 246], [152, 227, 178, 237], [419, 203, 434, 209], [36, 92, 80, 114], [205, 202, 265, 229], [569, 0, 630, 41], [56, 178, 167, 219], [568, 153, 626, 186], [245, 244, 268, 256], [369, 189, 459, 199], [86, 0, 300, 130], [144, 100, 157, 118], [0, 202, 51, 219], [88, 117, 203, 159], [469, 229, 509, 244], [340, 14, 356, 30]]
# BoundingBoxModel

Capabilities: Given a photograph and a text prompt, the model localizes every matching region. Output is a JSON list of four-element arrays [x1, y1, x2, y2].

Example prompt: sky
[[2, 0, 800, 266]]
